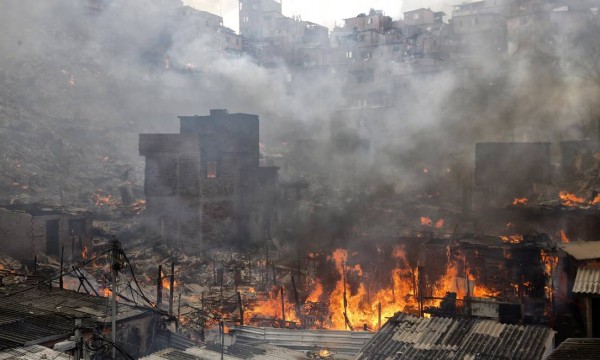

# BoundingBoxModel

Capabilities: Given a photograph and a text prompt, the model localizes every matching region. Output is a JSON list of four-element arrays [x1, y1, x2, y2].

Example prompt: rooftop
[[548, 338, 600, 360], [355, 312, 555, 360], [0, 204, 90, 217], [0, 345, 70, 360], [0, 286, 151, 350], [561, 241, 600, 261], [572, 266, 600, 295]]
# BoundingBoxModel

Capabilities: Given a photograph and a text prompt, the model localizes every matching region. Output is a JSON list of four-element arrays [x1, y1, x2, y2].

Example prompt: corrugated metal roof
[[0, 286, 151, 350], [233, 325, 373, 356], [355, 313, 555, 360], [547, 338, 600, 360], [140, 344, 309, 360], [0, 345, 71, 360], [560, 242, 600, 261], [572, 267, 600, 295]]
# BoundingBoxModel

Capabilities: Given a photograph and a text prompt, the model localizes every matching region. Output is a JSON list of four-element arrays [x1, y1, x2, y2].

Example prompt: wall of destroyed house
[[0, 207, 91, 260], [113, 313, 159, 359]]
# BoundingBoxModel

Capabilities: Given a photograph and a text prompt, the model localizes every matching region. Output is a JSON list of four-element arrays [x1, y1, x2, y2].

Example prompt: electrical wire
[[0, 248, 113, 298]]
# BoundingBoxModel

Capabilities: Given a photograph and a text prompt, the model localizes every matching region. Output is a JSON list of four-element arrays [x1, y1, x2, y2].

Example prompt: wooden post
[[177, 293, 182, 333], [265, 244, 269, 288], [280, 286, 285, 326], [169, 262, 175, 316], [291, 275, 301, 321], [343, 261, 349, 329], [418, 266, 425, 318], [157, 265, 163, 310], [59, 246, 64, 290], [237, 291, 244, 325], [378, 302, 382, 330]]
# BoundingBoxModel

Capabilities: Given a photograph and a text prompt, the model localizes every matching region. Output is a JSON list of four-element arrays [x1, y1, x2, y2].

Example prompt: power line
[[0, 248, 113, 298]]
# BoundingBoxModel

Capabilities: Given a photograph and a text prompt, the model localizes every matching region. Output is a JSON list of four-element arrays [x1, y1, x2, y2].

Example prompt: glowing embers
[[513, 197, 528, 206], [420, 217, 445, 229], [207, 162, 217, 179]]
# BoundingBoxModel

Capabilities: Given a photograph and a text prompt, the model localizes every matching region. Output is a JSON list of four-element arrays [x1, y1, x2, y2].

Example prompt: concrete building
[[452, 1, 509, 56], [176, 6, 242, 55], [139, 110, 277, 252], [0, 204, 91, 261]]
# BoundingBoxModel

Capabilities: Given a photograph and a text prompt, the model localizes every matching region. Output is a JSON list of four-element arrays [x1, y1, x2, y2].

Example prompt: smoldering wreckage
[[2, 0, 600, 359]]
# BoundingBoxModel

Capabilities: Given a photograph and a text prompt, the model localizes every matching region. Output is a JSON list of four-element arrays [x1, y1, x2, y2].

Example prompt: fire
[[500, 235, 523, 244], [82, 246, 88, 259], [130, 199, 146, 214], [420, 217, 433, 226], [93, 190, 119, 207], [435, 219, 445, 229], [161, 270, 178, 290], [434, 254, 500, 299], [559, 230, 570, 244], [244, 287, 299, 326], [101, 288, 112, 297], [247, 246, 501, 331], [319, 349, 332, 358], [306, 282, 323, 302], [513, 197, 528, 205], [559, 191, 586, 206]]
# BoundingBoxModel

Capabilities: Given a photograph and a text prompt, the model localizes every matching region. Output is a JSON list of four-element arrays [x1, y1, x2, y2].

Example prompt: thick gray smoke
[[0, 0, 597, 230]]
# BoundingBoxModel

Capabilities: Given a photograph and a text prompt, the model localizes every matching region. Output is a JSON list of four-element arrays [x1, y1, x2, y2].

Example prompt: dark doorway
[[593, 297, 600, 338], [69, 219, 86, 259], [46, 219, 59, 257]]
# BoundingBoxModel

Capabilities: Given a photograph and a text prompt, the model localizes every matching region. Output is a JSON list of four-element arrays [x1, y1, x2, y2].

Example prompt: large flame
[[245, 245, 501, 330]]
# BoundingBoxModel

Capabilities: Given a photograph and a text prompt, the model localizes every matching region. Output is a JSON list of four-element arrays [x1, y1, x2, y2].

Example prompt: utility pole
[[169, 262, 175, 316], [59, 246, 64, 290], [342, 261, 353, 330], [110, 236, 121, 360], [418, 266, 425, 318], [237, 291, 244, 326], [280, 286, 285, 326], [74, 318, 82, 360], [157, 265, 163, 311]]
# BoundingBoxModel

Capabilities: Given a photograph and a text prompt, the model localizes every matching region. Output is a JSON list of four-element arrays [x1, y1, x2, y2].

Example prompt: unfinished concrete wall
[[0, 207, 91, 260], [0, 209, 33, 260]]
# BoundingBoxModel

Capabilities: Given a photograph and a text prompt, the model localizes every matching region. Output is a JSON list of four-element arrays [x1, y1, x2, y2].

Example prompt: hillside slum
[[2, 0, 600, 359]]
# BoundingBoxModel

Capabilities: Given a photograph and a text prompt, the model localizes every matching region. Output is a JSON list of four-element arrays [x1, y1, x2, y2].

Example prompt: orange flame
[[559, 230, 570, 244], [500, 235, 523, 244], [420, 217, 433, 226], [513, 198, 528, 206], [559, 191, 586, 206], [130, 199, 146, 214], [93, 190, 120, 207], [82, 246, 88, 259], [435, 219, 445, 229], [247, 247, 501, 330]]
